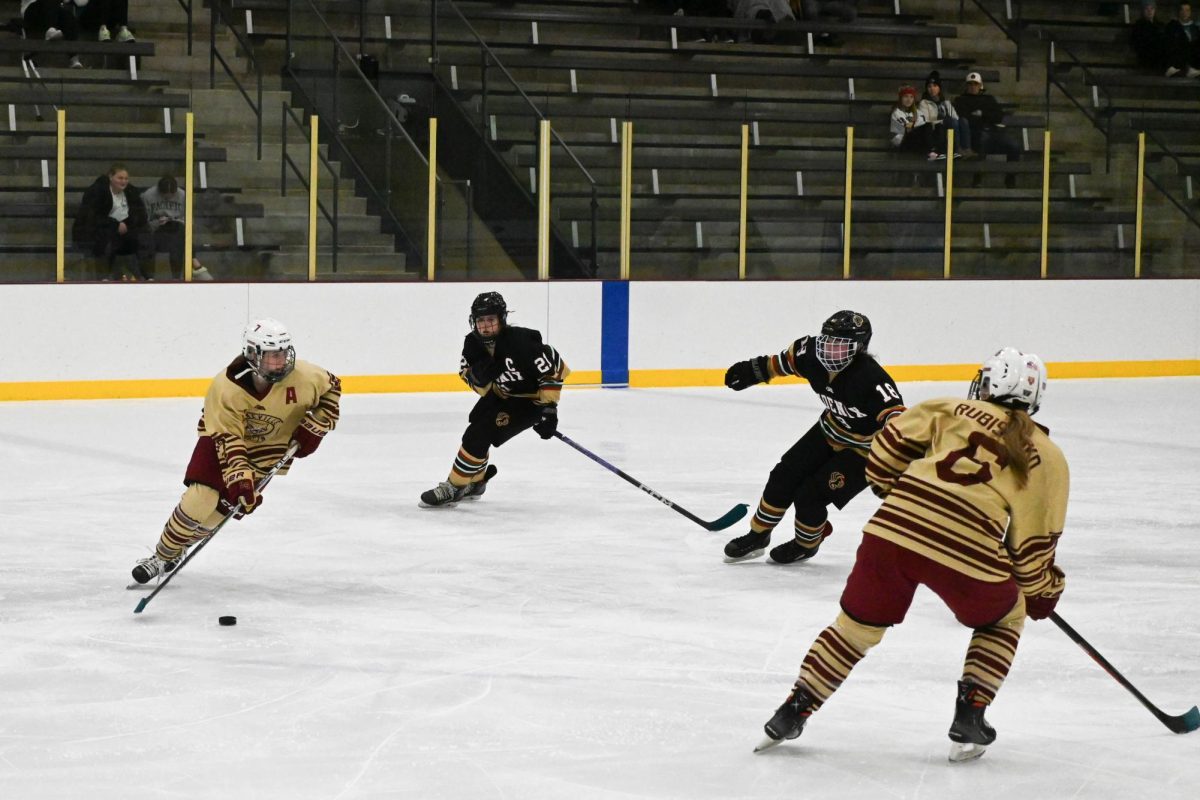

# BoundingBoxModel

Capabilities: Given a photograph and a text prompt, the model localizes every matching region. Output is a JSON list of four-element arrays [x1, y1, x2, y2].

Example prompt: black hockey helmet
[[816, 310, 872, 372], [469, 291, 508, 334]]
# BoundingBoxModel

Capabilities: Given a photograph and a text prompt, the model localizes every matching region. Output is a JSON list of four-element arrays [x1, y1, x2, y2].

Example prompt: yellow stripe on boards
[[3, 364, 1197, 402]]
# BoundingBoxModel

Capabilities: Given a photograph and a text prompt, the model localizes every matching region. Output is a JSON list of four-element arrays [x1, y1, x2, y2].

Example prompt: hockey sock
[[961, 600, 1025, 701], [792, 518, 830, 549], [449, 446, 489, 487], [798, 612, 886, 709], [750, 498, 787, 534]]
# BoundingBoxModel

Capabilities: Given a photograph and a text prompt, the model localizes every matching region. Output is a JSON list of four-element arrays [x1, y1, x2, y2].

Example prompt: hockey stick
[[1050, 612, 1199, 734], [553, 432, 748, 531], [133, 443, 300, 614]]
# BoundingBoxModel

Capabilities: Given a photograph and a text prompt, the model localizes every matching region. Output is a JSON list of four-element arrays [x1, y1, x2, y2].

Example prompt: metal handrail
[[173, 0, 193, 55], [960, 0, 1024, 78], [210, 0, 263, 160], [438, 0, 597, 186], [1047, 40, 1200, 234], [435, 0, 599, 273], [282, 101, 339, 272]]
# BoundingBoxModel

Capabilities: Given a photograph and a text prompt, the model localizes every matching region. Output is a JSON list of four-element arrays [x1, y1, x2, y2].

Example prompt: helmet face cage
[[243, 319, 296, 383], [969, 347, 1047, 415], [815, 335, 859, 372], [816, 310, 871, 372], [469, 292, 508, 337]]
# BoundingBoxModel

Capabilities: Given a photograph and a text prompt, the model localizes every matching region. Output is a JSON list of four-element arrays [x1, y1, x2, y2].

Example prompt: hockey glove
[[1024, 592, 1060, 621], [291, 419, 325, 458], [222, 478, 262, 519], [724, 356, 768, 391], [469, 356, 501, 387], [533, 405, 558, 439]]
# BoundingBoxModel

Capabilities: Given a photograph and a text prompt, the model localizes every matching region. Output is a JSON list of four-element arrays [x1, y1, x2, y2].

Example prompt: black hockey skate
[[131, 553, 181, 584], [419, 480, 470, 508], [461, 465, 498, 500], [723, 530, 771, 563], [755, 685, 816, 752], [947, 680, 997, 762], [769, 522, 832, 564]]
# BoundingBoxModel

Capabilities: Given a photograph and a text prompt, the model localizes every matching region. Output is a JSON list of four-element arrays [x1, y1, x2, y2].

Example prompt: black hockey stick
[[553, 432, 748, 531], [134, 443, 300, 614], [1051, 612, 1199, 734]]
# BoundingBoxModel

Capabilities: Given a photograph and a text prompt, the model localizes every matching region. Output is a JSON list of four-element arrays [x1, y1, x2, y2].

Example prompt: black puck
[[218, 616, 237, 626]]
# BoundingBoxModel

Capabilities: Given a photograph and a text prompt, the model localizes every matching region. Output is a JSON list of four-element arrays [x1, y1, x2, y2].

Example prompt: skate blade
[[418, 499, 460, 509], [753, 736, 784, 753], [724, 548, 766, 564], [948, 742, 989, 762], [126, 581, 163, 591]]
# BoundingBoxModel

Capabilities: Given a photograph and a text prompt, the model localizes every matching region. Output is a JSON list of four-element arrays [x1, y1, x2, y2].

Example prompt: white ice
[[1, 379, 1198, 799]]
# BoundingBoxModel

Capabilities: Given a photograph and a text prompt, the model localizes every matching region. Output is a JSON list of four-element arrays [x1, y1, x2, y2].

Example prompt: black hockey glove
[[533, 405, 558, 439], [468, 356, 501, 387], [724, 356, 769, 391]]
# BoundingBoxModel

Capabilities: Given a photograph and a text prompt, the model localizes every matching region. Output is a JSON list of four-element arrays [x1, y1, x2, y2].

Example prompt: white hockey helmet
[[969, 347, 1047, 415], [243, 317, 296, 382]]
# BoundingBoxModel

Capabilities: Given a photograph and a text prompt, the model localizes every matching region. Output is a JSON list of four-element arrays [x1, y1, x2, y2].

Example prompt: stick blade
[[1166, 705, 1200, 734], [133, 597, 149, 614], [705, 503, 750, 531]]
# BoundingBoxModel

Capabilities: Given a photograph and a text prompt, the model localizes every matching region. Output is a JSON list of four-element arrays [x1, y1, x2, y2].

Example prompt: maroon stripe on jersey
[[878, 426, 925, 460], [875, 404, 907, 424], [880, 487, 1002, 548], [1011, 535, 1058, 562], [893, 477, 1003, 537], [865, 456, 902, 485], [870, 509, 1009, 575]]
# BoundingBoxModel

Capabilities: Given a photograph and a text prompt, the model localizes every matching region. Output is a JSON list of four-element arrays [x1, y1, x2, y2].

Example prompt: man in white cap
[[954, 71, 1021, 187]]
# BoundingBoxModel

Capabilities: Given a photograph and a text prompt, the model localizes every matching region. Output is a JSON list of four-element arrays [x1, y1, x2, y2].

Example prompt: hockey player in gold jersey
[[756, 347, 1069, 762], [131, 318, 341, 584]]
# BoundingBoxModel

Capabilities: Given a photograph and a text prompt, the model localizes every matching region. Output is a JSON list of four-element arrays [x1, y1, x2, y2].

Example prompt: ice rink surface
[[2, 378, 1198, 799]]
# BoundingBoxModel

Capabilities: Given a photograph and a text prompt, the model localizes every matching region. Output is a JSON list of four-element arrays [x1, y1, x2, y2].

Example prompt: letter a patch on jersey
[[286, 387, 298, 404]]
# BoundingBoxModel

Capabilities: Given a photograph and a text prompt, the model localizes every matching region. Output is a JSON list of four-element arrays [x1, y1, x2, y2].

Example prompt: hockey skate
[[769, 522, 832, 564], [755, 685, 815, 752], [723, 530, 771, 563], [130, 553, 181, 585], [947, 680, 997, 762], [419, 480, 469, 508], [461, 465, 498, 500]]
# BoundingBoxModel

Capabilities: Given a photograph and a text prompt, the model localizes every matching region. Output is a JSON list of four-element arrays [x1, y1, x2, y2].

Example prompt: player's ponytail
[[1000, 409, 1034, 489]]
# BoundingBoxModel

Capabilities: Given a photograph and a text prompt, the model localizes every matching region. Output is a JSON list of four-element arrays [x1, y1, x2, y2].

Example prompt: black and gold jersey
[[767, 335, 905, 451], [460, 325, 569, 406]]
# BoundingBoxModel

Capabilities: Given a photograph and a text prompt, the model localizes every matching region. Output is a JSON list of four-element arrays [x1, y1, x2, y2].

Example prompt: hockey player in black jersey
[[722, 310, 905, 564], [420, 291, 570, 507]]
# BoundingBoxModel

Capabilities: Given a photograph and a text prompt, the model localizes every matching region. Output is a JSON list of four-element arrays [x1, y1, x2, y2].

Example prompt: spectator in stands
[[955, 71, 1021, 187], [920, 70, 972, 159], [730, 0, 793, 44], [77, 0, 134, 42], [20, 0, 84, 68], [72, 163, 153, 280], [140, 175, 214, 281], [890, 85, 940, 161], [1131, 2, 1167, 73], [1164, 1, 1200, 77]]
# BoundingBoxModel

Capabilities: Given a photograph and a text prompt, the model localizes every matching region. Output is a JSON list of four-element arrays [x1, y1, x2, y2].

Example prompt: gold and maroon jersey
[[766, 335, 905, 452], [198, 356, 341, 485], [459, 325, 570, 406], [865, 397, 1069, 598]]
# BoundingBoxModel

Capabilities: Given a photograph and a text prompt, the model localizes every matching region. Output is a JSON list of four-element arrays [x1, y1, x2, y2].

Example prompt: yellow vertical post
[[943, 127, 955, 279], [427, 116, 438, 281], [1040, 130, 1052, 279], [537, 119, 551, 280], [55, 109, 66, 283], [738, 124, 749, 280], [619, 120, 632, 281], [184, 112, 194, 282], [308, 114, 319, 282], [1134, 131, 1145, 278], [842, 126, 854, 279]]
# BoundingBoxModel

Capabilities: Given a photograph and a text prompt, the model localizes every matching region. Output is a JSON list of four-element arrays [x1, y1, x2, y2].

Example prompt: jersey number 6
[[935, 431, 1008, 486]]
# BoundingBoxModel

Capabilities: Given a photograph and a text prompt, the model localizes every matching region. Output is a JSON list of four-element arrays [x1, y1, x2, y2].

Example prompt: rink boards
[[1, 279, 1198, 400]]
